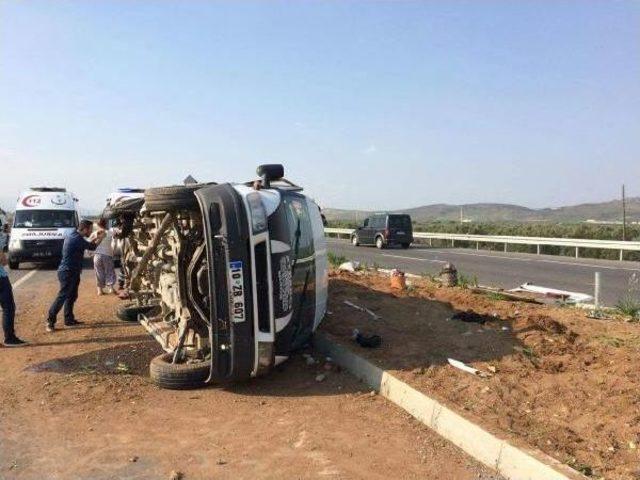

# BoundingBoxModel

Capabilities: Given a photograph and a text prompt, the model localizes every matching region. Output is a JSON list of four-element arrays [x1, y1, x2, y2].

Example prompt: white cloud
[[362, 144, 377, 155]]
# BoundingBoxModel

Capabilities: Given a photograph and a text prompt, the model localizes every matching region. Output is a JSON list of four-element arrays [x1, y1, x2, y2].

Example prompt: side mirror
[[256, 164, 284, 188]]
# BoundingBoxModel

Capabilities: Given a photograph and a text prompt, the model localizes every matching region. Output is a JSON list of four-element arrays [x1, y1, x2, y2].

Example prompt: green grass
[[327, 252, 348, 267], [457, 273, 478, 288], [615, 295, 640, 321], [485, 291, 509, 301], [595, 335, 624, 348]]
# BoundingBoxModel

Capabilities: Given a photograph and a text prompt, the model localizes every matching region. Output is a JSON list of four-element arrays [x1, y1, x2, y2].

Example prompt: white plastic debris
[[343, 300, 381, 320], [447, 358, 492, 378], [509, 283, 593, 304], [338, 261, 360, 272]]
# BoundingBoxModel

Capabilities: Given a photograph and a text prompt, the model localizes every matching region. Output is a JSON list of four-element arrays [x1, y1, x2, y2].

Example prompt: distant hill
[[324, 197, 640, 223]]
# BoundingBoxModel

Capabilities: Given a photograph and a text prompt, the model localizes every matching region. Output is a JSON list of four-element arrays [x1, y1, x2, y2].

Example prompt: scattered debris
[[315, 374, 326, 382], [343, 300, 381, 320], [302, 354, 316, 366], [216, 459, 227, 465], [338, 261, 360, 273], [390, 269, 406, 290], [169, 471, 183, 480], [509, 283, 593, 304], [451, 310, 492, 324], [439, 263, 458, 287], [115, 362, 131, 374], [129, 456, 139, 463], [447, 358, 492, 378], [352, 329, 382, 349], [470, 286, 543, 304]]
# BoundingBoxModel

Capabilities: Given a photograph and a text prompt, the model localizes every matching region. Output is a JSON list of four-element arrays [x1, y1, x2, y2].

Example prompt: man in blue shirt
[[46, 220, 104, 332], [0, 250, 27, 346]]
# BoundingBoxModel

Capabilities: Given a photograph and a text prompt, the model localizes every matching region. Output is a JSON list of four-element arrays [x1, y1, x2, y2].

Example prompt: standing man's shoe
[[64, 319, 84, 327], [3, 337, 28, 347], [45, 324, 55, 333]]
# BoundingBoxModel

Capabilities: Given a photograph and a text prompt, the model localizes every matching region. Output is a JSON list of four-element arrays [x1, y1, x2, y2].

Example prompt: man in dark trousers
[[46, 220, 104, 332], [0, 251, 27, 346]]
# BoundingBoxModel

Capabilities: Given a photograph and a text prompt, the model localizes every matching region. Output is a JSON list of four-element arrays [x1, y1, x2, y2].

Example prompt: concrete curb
[[313, 333, 586, 480]]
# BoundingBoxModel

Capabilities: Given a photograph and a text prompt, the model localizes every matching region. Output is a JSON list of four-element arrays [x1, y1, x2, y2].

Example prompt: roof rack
[[117, 187, 145, 193], [243, 178, 303, 192], [30, 187, 67, 192]]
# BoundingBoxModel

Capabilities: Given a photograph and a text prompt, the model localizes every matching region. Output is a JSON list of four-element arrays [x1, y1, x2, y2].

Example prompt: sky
[[0, 1, 639, 212]]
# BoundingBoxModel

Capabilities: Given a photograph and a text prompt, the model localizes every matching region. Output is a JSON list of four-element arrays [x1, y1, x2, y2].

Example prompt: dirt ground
[[0, 267, 500, 480], [323, 270, 640, 479]]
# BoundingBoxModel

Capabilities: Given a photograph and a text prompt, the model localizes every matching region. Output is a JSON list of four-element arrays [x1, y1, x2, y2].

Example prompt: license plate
[[33, 251, 52, 258], [228, 261, 246, 323], [397, 231, 405, 235]]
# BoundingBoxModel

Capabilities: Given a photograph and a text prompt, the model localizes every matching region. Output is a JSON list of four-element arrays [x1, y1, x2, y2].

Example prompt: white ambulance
[[105, 187, 145, 209], [7, 188, 79, 269]]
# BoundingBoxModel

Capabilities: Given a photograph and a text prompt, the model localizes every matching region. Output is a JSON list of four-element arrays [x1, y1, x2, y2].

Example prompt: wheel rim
[[352, 236, 358, 245], [376, 238, 382, 248]]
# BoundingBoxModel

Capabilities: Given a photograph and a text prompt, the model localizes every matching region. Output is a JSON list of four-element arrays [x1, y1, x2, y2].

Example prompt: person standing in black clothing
[[0, 251, 27, 346], [46, 220, 104, 332]]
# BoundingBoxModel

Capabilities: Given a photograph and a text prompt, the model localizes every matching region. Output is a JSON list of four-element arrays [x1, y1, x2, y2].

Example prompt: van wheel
[[375, 236, 385, 249], [149, 353, 210, 390], [351, 235, 359, 246], [8, 260, 19, 269], [116, 302, 160, 322], [144, 184, 212, 212], [401, 243, 411, 249]]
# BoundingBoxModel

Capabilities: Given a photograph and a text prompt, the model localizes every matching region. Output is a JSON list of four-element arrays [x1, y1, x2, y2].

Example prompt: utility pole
[[622, 184, 627, 241], [460, 206, 463, 224]]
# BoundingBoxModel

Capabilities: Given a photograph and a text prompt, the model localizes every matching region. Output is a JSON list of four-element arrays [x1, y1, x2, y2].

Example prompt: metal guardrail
[[324, 228, 640, 261]]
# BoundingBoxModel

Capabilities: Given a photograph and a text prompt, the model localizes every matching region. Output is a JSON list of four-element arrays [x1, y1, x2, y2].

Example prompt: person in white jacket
[[92, 218, 117, 295]]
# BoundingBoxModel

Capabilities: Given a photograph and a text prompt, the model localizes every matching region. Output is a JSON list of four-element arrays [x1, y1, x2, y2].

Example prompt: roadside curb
[[313, 332, 586, 480]]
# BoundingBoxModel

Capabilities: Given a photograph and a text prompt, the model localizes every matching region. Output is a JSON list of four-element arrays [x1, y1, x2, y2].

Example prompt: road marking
[[12, 269, 39, 289], [426, 250, 640, 272], [382, 254, 446, 264], [327, 238, 640, 272]]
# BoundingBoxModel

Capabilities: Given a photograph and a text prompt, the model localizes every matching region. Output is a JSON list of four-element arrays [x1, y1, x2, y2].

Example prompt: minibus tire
[[144, 185, 211, 212], [149, 353, 210, 390], [8, 260, 19, 269]]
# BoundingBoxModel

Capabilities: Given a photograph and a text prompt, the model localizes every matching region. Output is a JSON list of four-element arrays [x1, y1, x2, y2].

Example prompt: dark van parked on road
[[351, 213, 413, 249]]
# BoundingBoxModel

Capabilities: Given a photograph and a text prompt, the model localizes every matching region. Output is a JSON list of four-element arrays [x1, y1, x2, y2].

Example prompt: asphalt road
[[327, 238, 640, 306]]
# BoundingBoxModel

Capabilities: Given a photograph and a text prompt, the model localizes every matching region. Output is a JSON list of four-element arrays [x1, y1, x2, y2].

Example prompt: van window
[[283, 194, 314, 260], [373, 216, 386, 228], [13, 210, 77, 228], [388, 215, 411, 229]]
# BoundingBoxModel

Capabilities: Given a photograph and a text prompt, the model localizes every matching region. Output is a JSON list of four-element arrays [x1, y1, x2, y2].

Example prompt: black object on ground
[[352, 329, 382, 348], [451, 310, 492, 324]]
